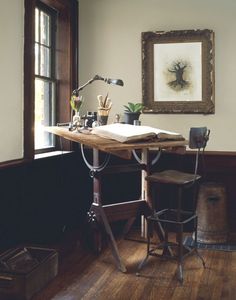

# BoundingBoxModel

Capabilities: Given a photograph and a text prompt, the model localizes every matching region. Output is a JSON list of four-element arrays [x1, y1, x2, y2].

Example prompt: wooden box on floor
[[0, 247, 58, 300]]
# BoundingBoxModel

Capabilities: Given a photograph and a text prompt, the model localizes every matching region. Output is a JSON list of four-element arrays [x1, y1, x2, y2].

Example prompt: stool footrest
[[149, 208, 197, 224], [149, 241, 196, 260]]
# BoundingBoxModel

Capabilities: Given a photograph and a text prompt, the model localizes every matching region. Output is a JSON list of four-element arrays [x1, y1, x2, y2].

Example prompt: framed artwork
[[142, 29, 215, 114]]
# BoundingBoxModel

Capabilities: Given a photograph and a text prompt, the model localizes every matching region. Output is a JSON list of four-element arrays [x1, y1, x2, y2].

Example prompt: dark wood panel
[[24, 0, 35, 159], [0, 152, 92, 251], [0, 150, 236, 250]]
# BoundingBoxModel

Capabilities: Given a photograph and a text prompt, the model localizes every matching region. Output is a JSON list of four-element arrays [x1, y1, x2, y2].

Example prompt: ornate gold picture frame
[[142, 29, 215, 114]]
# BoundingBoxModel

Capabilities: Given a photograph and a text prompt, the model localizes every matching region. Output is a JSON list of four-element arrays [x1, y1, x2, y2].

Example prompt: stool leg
[[194, 216, 206, 268], [136, 219, 151, 276], [147, 219, 152, 254], [162, 223, 169, 256], [175, 188, 184, 283], [177, 223, 184, 283], [176, 187, 182, 245]]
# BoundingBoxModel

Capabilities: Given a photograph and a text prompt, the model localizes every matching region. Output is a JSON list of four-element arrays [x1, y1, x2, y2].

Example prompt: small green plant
[[123, 102, 144, 113]]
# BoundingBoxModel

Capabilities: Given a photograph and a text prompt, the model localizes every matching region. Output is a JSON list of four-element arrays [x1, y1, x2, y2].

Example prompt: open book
[[91, 123, 184, 143]]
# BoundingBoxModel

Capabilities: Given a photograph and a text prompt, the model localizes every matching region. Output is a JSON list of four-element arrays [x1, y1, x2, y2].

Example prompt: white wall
[[79, 0, 236, 151], [0, 0, 235, 163], [0, 0, 24, 162]]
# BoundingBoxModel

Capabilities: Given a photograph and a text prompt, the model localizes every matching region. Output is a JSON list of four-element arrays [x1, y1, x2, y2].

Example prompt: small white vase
[[73, 111, 81, 127]]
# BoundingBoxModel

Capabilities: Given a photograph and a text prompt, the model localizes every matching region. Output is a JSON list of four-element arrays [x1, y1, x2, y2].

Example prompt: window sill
[[35, 150, 72, 160]]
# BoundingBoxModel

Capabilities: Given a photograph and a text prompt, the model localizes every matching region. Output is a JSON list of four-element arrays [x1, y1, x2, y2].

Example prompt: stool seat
[[146, 170, 201, 185]]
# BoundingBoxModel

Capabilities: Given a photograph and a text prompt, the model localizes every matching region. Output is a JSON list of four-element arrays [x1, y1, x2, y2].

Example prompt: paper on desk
[[91, 123, 184, 143]]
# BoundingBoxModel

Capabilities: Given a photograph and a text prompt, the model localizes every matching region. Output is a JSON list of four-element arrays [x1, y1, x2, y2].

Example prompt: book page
[[91, 123, 184, 143]]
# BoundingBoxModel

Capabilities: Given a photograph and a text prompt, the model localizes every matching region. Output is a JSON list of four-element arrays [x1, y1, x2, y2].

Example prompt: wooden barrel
[[196, 182, 228, 244]]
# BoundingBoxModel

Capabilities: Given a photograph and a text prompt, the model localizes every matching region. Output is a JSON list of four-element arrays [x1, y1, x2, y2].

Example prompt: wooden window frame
[[35, 2, 57, 153], [24, 0, 78, 159]]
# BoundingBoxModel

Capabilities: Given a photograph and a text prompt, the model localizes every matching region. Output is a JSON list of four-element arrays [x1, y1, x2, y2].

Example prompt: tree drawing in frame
[[142, 30, 215, 114], [168, 60, 189, 90]]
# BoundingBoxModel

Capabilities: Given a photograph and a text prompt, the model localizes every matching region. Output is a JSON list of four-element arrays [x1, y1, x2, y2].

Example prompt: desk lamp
[[72, 74, 124, 95], [69, 75, 124, 131]]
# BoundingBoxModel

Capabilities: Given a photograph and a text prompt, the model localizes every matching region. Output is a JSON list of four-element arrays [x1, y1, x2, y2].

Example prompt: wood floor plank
[[32, 233, 236, 300]]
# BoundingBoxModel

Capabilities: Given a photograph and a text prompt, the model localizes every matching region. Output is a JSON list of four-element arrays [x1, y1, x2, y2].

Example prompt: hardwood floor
[[32, 232, 236, 300]]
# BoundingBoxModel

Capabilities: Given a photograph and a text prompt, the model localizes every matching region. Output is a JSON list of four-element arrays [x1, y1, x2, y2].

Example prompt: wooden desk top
[[46, 126, 188, 159]]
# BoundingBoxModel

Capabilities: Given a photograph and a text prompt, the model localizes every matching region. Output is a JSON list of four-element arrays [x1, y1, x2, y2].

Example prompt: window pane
[[35, 43, 39, 75], [35, 78, 55, 149], [40, 45, 50, 77], [40, 11, 50, 46], [35, 8, 39, 42], [34, 4, 56, 152]]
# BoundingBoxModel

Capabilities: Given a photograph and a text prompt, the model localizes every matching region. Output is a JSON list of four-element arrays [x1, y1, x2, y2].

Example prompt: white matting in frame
[[154, 42, 202, 102]]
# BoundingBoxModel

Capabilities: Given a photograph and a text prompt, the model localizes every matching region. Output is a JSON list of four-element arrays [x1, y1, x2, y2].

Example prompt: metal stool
[[136, 127, 210, 283]]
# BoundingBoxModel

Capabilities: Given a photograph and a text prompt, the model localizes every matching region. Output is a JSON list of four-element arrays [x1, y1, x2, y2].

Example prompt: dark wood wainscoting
[[0, 150, 235, 252], [0, 152, 92, 251]]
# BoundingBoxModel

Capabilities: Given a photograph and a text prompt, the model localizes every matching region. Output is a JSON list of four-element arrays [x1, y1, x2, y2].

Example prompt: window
[[24, 0, 78, 159], [35, 4, 56, 150]]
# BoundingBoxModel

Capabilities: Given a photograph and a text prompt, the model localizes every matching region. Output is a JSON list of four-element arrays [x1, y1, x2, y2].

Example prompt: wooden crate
[[0, 246, 58, 300]]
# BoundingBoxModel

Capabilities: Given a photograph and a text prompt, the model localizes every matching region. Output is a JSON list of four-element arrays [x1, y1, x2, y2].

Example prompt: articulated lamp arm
[[68, 74, 124, 131], [72, 74, 124, 95]]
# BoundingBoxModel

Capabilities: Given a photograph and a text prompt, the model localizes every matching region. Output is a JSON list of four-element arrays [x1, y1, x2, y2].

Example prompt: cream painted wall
[[79, 0, 236, 151], [0, 0, 24, 162], [0, 0, 234, 163]]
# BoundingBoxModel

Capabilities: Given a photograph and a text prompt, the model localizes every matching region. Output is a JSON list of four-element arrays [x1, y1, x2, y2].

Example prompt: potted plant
[[123, 102, 144, 124]]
